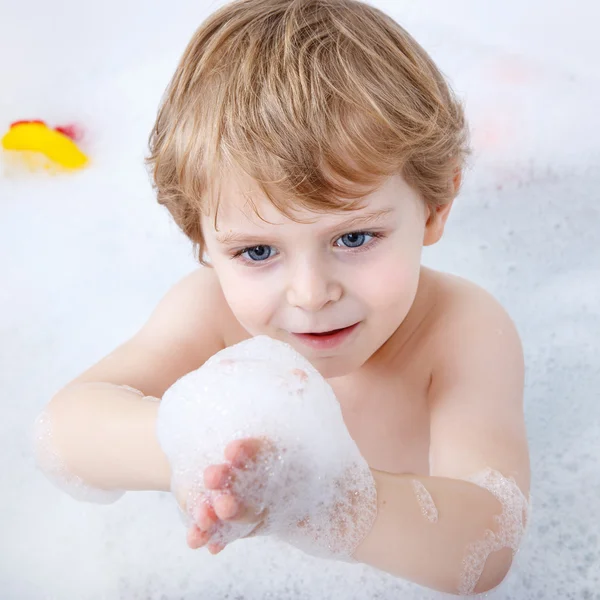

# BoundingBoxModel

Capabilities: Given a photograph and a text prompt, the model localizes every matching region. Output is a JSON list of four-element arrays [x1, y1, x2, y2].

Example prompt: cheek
[[216, 268, 277, 326], [357, 252, 421, 311]]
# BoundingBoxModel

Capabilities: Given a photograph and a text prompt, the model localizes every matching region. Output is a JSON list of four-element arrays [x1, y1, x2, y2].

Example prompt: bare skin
[[54, 173, 530, 591], [177, 266, 527, 556]]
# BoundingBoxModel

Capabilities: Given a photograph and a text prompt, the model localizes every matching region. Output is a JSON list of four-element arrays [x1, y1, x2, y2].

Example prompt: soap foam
[[411, 479, 439, 524], [157, 335, 377, 559], [458, 468, 531, 595]]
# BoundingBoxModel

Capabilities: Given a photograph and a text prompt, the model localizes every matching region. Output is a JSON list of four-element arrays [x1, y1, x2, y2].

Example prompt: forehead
[[210, 170, 296, 227], [203, 170, 413, 232]]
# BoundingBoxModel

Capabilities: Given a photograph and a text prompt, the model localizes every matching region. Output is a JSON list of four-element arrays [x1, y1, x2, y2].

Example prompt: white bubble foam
[[156, 335, 377, 559], [411, 479, 439, 524], [458, 468, 531, 595]]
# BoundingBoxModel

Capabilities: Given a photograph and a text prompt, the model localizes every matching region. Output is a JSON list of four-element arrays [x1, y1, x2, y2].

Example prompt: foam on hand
[[156, 335, 377, 560]]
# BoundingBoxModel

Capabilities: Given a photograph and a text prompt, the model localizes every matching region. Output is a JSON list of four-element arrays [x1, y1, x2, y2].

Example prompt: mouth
[[291, 322, 360, 350]]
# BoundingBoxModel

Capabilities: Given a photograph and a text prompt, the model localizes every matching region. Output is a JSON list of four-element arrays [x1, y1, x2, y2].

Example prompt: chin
[[308, 354, 366, 380]]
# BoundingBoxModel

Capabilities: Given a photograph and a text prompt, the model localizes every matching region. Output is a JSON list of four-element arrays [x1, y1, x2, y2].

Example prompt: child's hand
[[159, 336, 377, 560], [172, 431, 377, 559], [179, 437, 274, 554]]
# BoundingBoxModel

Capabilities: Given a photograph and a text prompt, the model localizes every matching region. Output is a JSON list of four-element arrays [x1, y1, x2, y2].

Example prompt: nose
[[286, 258, 342, 312]]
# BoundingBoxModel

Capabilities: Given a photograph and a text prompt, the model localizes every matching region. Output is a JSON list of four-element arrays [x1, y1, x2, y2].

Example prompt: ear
[[423, 170, 461, 246]]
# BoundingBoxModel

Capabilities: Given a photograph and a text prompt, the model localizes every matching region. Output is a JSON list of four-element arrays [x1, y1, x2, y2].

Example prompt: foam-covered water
[[1, 0, 599, 598]]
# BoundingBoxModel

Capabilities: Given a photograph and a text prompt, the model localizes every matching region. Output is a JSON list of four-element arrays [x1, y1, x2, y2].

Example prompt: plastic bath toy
[[1, 120, 88, 170]]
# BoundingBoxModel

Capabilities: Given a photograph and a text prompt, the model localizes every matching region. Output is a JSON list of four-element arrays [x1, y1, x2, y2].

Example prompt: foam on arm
[[353, 469, 530, 595]]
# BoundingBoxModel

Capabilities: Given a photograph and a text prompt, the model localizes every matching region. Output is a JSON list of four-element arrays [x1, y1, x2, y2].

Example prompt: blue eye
[[336, 232, 373, 248], [232, 230, 384, 265], [242, 245, 275, 261]]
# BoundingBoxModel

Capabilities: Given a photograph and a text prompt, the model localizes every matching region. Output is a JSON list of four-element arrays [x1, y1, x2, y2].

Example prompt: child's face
[[202, 172, 428, 378]]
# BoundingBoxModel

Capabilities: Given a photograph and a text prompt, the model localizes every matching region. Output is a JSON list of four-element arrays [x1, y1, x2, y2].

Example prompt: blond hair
[[147, 0, 470, 264]]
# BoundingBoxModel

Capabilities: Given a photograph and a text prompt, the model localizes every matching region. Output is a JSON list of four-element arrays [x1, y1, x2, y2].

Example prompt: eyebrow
[[214, 208, 395, 245]]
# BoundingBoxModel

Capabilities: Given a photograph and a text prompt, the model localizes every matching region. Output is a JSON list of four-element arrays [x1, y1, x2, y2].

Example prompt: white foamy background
[[1, 0, 599, 598]]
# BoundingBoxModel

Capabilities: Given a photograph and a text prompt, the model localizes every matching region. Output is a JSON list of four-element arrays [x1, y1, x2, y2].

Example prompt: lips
[[299, 327, 348, 336], [291, 323, 360, 350]]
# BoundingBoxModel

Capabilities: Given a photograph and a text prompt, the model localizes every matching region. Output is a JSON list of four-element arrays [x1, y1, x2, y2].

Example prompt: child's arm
[[35, 268, 226, 494], [352, 294, 531, 596]]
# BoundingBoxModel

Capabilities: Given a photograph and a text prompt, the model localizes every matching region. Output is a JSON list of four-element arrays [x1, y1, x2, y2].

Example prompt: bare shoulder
[[137, 266, 229, 344], [431, 269, 518, 323], [428, 269, 523, 362], [425, 269, 529, 494], [427, 269, 525, 403], [70, 267, 232, 397]]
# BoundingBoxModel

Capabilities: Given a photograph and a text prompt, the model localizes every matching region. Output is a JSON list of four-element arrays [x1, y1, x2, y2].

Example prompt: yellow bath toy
[[1, 120, 88, 170]]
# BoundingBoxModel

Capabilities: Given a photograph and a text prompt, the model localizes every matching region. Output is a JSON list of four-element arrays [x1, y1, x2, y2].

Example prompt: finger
[[224, 438, 265, 468], [195, 502, 219, 532], [207, 542, 226, 555], [213, 492, 242, 521], [187, 525, 212, 550], [204, 463, 233, 490], [213, 492, 268, 525]]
